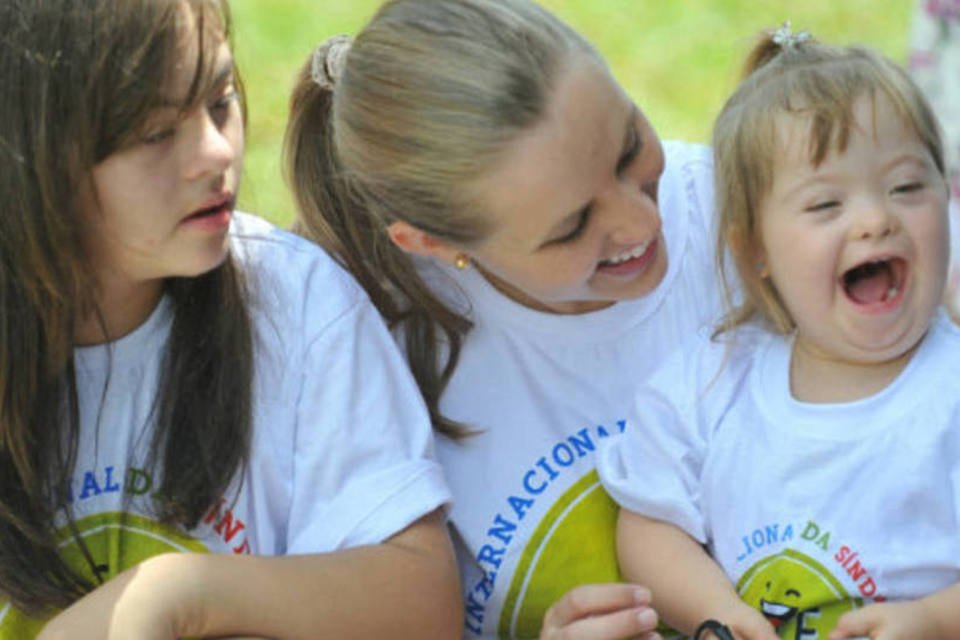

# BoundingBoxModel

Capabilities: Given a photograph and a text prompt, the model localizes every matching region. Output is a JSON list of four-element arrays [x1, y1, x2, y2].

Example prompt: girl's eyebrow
[[779, 149, 934, 201], [880, 151, 934, 173], [157, 57, 235, 108], [210, 58, 236, 89]]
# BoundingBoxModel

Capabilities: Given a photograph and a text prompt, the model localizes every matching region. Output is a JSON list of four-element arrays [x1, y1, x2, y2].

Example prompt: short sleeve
[[285, 293, 451, 553], [597, 329, 748, 543], [597, 372, 710, 542]]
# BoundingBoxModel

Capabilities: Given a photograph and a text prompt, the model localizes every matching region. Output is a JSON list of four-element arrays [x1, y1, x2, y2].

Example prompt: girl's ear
[[726, 228, 769, 278], [387, 220, 462, 266]]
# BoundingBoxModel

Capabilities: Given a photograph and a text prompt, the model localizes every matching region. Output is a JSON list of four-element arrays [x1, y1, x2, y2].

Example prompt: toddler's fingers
[[828, 606, 877, 639]]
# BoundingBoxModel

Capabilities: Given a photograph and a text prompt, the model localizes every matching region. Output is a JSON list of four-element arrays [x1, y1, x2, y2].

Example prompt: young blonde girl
[[598, 26, 960, 640], [0, 1, 458, 638]]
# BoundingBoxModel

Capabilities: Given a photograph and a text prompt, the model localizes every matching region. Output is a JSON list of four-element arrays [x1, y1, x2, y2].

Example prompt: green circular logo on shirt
[[0, 511, 208, 634], [499, 471, 622, 639], [738, 548, 859, 637]]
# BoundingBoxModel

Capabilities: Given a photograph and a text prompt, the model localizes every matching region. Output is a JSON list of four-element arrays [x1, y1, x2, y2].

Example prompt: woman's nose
[[606, 182, 661, 246]]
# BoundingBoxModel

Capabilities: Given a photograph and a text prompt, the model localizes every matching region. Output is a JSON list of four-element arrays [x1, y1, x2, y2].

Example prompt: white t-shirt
[[598, 311, 960, 638], [429, 142, 723, 638], [0, 213, 451, 634]]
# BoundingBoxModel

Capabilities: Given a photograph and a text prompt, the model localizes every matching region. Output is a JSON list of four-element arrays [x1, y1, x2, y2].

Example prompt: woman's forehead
[[469, 57, 635, 246]]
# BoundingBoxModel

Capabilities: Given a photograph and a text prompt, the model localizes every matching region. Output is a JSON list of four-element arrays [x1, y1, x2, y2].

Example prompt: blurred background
[[231, 0, 913, 226]]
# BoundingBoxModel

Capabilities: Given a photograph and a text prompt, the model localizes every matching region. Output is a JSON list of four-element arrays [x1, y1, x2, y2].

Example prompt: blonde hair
[[713, 31, 946, 336], [285, 0, 596, 435]]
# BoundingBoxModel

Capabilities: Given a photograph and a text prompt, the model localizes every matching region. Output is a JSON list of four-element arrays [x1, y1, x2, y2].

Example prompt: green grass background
[[231, 0, 913, 226]]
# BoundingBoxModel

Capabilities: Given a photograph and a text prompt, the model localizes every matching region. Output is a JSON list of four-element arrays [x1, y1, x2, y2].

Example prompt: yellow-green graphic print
[[738, 548, 859, 638], [729, 520, 887, 639], [498, 471, 622, 639], [0, 512, 209, 636]]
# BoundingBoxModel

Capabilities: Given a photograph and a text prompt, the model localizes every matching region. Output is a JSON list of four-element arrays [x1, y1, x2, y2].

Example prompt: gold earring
[[454, 253, 470, 270]]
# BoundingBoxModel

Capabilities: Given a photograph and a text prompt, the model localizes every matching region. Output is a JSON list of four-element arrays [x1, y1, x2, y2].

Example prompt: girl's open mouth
[[841, 257, 907, 306], [181, 196, 234, 231], [185, 199, 231, 221]]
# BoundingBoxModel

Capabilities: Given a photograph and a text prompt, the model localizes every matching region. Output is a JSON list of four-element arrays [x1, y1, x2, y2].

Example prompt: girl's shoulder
[[229, 212, 349, 277], [646, 321, 774, 405], [228, 212, 369, 333]]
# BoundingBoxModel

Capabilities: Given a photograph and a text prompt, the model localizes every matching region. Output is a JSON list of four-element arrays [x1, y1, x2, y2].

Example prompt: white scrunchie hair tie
[[310, 34, 352, 90]]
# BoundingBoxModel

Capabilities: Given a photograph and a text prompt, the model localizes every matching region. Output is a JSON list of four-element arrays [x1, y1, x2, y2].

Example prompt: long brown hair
[[285, 0, 595, 436], [0, 0, 252, 613]]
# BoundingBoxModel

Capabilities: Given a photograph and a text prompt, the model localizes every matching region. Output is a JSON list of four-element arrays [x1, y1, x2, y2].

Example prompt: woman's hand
[[539, 583, 660, 640]]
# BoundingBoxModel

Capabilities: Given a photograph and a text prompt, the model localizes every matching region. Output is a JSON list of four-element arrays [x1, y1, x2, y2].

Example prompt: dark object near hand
[[693, 619, 736, 640]]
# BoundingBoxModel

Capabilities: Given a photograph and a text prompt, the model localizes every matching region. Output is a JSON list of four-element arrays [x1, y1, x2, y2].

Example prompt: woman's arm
[[38, 508, 461, 640], [617, 509, 777, 640]]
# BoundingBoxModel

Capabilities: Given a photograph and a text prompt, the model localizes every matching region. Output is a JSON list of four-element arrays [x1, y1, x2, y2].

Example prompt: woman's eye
[[641, 180, 658, 203], [805, 200, 839, 212], [616, 128, 640, 174], [549, 208, 592, 246]]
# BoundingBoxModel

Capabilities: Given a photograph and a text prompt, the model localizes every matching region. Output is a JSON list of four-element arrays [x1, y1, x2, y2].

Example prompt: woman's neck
[[74, 274, 164, 346], [473, 263, 613, 315]]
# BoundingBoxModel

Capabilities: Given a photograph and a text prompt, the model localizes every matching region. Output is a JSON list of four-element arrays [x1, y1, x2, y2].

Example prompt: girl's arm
[[617, 509, 778, 640], [38, 508, 461, 640], [830, 582, 960, 640]]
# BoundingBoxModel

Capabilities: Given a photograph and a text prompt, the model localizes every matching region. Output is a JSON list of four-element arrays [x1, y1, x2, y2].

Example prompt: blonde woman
[[286, 1, 725, 637]]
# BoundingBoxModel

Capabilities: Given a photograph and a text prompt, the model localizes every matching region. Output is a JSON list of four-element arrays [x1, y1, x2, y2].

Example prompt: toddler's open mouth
[[841, 257, 906, 305]]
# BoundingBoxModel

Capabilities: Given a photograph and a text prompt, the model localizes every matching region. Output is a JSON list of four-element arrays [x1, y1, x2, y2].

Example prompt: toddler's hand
[[708, 602, 779, 640], [829, 599, 940, 640]]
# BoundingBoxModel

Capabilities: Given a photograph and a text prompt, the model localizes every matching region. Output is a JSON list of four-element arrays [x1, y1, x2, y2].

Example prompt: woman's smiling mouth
[[597, 238, 657, 276]]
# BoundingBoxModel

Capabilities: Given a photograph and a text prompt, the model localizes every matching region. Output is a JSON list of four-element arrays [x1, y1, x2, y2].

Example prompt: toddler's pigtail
[[741, 21, 812, 79]]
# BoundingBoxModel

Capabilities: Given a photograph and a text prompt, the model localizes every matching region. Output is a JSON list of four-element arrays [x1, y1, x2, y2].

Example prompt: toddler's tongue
[[844, 262, 893, 304]]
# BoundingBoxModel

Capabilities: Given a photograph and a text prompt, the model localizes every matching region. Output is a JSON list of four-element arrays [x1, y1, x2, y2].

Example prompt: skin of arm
[[830, 582, 960, 640], [37, 508, 461, 640], [616, 509, 778, 640]]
